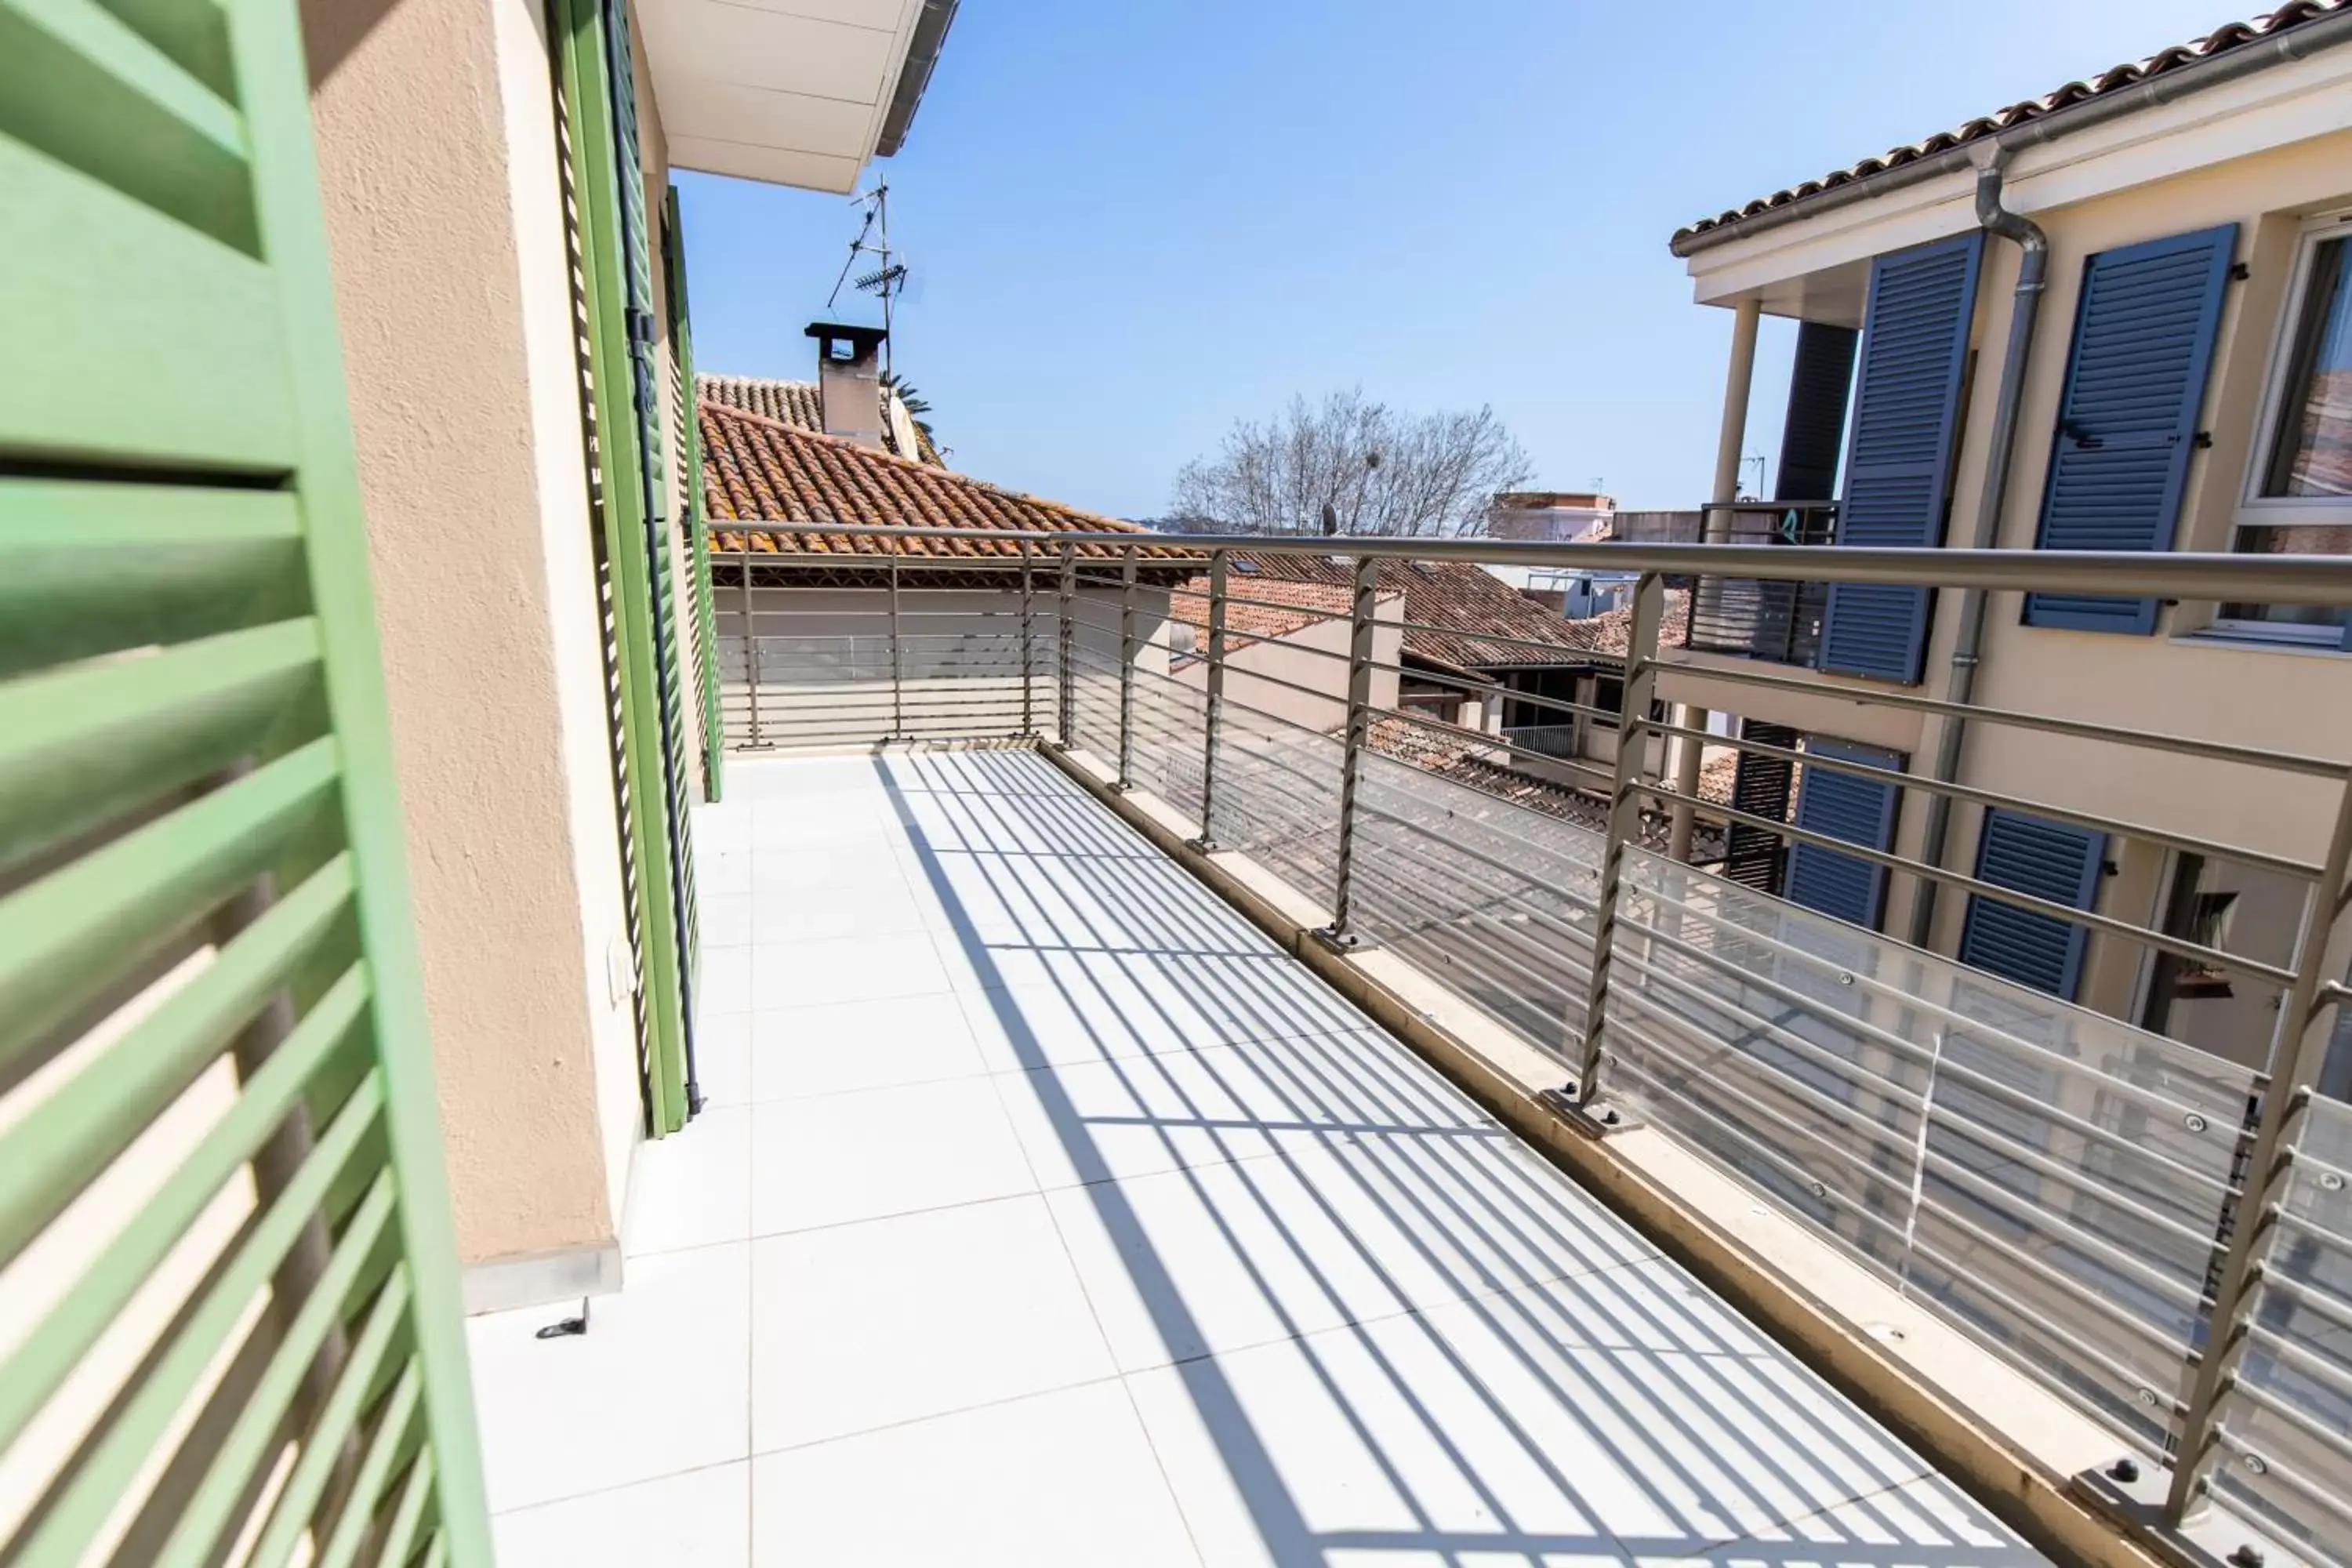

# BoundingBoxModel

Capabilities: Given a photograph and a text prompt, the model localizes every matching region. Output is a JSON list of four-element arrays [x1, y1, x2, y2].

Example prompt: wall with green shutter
[[0, 0, 489, 1559]]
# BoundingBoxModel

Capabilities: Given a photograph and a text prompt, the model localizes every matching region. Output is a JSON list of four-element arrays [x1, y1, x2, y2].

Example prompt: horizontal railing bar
[[2209, 1426, 2352, 1535], [1351, 800, 1602, 907], [1649, 656, 2347, 776], [2240, 1319, 2352, 1410], [1382, 618, 1624, 662], [1921, 1150, 2214, 1308], [1643, 715, 2324, 882], [705, 521, 2352, 604], [1635, 786, 2299, 987], [1349, 837, 1599, 953], [1365, 662, 1621, 726]]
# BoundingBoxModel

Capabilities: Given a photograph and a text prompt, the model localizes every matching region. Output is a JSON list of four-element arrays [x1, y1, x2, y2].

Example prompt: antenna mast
[[826, 181, 909, 379]]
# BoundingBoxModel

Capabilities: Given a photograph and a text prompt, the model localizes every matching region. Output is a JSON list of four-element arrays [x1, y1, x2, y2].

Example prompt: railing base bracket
[[2070, 1461, 2286, 1568], [1308, 926, 1366, 955], [1184, 836, 1219, 855], [1539, 1087, 1639, 1138]]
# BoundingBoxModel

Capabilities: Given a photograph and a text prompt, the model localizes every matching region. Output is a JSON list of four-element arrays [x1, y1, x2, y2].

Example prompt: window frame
[[2212, 212, 2352, 648]]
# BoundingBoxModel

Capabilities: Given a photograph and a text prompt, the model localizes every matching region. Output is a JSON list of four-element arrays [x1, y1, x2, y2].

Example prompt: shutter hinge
[[2194, 430, 2215, 449], [2229, 261, 2251, 282], [627, 307, 657, 345]]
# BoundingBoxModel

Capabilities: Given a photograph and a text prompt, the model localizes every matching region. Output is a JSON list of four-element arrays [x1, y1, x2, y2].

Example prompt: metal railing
[[706, 518, 2352, 1564], [1686, 500, 1837, 665]]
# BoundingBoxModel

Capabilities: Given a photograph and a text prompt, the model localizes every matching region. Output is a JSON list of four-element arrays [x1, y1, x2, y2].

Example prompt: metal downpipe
[[1905, 150, 2047, 947]]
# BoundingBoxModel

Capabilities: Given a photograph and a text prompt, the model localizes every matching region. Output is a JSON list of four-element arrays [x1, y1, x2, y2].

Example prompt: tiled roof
[[698, 398, 1200, 569], [1214, 553, 1686, 671], [698, 372, 937, 463], [1167, 578, 1401, 645], [1672, 2, 2349, 248]]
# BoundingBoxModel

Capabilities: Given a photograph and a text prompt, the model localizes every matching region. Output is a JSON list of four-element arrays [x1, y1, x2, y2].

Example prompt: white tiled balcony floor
[[469, 747, 2046, 1567]]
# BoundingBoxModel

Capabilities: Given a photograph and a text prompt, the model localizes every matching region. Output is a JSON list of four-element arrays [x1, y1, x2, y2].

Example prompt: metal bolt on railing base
[[1183, 836, 1219, 855], [2071, 1461, 2284, 1568], [1308, 925, 1365, 955], [1537, 1086, 1639, 1138]]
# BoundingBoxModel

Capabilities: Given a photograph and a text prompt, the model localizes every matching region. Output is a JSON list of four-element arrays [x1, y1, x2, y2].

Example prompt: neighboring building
[[1658, 0, 2352, 1073], [1490, 490, 1616, 544], [1167, 577, 1406, 733], [296, 0, 956, 1298], [698, 340, 1200, 749]]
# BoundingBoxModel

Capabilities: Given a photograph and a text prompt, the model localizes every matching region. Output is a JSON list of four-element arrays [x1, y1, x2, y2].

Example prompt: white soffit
[[638, 0, 924, 194]]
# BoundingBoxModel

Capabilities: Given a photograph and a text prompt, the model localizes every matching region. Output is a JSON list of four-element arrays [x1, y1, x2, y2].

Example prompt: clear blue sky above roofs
[[675, 0, 2245, 520]]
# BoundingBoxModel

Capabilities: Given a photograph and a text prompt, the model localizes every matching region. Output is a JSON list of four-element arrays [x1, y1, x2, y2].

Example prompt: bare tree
[[1169, 389, 1533, 538]]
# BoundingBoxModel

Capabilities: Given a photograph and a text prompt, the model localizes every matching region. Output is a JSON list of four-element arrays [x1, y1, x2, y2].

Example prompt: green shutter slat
[[663, 186, 724, 800], [3, 0, 490, 1552], [150, 1175, 400, 1567], [0, 854, 353, 1265], [0, 140, 292, 469], [314, 1359, 426, 1568], [2025, 225, 2238, 634], [377, 1447, 439, 1568], [0, 963, 369, 1458], [1821, 233, 1984, 684], [0, 618, 321, 874], [243, 1265, 416, 1568], [0, 480, 307, 678], [0, 736, 339, 1069], [0, 0, 254, 252], [9, 1074, 385, 1563]]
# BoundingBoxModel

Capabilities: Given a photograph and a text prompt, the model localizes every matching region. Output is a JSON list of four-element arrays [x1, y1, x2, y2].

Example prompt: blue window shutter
[[1820, 233, 1985, 684], [2025, 225, 2238, 633], [1958, 809, 2106, 998], [1784, 739, 1905, 928]]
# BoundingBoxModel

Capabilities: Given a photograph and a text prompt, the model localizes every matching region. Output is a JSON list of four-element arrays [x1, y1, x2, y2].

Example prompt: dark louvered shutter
[[2024, 225, 2238, 633], [1723, 720, 1799, 893], [1784, 739, 1905, 928], [1958, 809, 2106, 998], [1820, 234, 1984, 684], [1775, 322, 1860, 503]]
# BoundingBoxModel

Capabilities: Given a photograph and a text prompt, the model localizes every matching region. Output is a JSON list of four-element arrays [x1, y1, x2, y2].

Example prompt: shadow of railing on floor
[[872, 748, 2039, 1566]]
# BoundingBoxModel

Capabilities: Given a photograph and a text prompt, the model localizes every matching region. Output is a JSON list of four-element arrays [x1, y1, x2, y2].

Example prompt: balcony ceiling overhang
[[637, 0, 947, 194]]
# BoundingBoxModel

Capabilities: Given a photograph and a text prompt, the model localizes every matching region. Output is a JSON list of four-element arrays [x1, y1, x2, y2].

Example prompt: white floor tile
[[746, 931, 952, 1011], [750, 1382, 1199, 1568], [957, 973, 1224, 1071], [990, 1044, 1297, 1190], [492, 1461, 749, 1568], [692, 1014, 753, 1112], [755, 873, 930, 943], [468, 1245, 750, 1512], [744, 991, 989, 1101], [698, 945, 753, 1018], [624, 1105, 750, 1257], [749, 1074, 1037, 1234], [700, 891, 755, 949], [749, 1195, 1116, 1450], [1700, 1471, 2049, 1565]]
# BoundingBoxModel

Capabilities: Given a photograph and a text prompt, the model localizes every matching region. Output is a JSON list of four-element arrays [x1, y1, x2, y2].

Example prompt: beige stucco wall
[[1173, 598, 1405, 732], [306, 0, 641, 1272], [1685, 124, 2352, 1057]]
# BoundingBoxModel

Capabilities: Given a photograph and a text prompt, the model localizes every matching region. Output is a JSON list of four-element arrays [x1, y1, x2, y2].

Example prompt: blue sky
[[675, 0, 2242, 518]]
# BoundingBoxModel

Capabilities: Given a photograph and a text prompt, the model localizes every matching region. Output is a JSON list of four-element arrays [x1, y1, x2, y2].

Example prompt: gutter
[[1669, 6, 2352, 258], [875, 0, 960, 157], [1904, 150, 2047, 948]]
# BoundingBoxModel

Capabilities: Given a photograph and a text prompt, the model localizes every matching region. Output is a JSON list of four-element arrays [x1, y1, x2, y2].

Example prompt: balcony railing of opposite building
[[706, 520, 2352, 1568], [1684, 500, 1837, 665]]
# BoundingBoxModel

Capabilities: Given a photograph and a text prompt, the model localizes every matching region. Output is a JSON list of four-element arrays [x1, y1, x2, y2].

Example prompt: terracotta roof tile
[[1206, 553, 1685, 670], [698, 398, 1200, 570], [1672, 2, 2347, 247], [1167, 578, 1400, 644]]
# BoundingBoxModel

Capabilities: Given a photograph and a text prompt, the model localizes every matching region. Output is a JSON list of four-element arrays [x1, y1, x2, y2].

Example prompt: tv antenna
[[826, 181, 909, 378]]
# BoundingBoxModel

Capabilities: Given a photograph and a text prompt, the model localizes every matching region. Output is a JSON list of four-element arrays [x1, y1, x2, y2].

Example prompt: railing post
[[1571, 571, 1665, 1111], [2164, 765, 2352, 1523], [886, 536, 904, 742], [1018, 539, 1036, 737], [1114, 545, 1138, 790], [1189, 547, 1229, 852], [1057, 545, 1076, 746], [1315, 555, 1380, 949], [739, 544, 764, 750]]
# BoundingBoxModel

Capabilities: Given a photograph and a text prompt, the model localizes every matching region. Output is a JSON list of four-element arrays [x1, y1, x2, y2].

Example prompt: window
[[2223, 217, 2352, 646], [2138, 853, 2298, 1074]]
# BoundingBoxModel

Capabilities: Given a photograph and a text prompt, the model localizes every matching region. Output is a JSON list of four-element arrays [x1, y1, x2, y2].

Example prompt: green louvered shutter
[[556, 0, 700, 1131], [0, 2, 489, 1563], [663, 186, 724, 801]]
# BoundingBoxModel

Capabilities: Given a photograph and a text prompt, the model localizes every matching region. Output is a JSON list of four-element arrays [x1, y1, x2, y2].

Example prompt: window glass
[[2140, 854, 2297, 1073], [2218, 523, 2352, 634], [2263, 234, 2352, 499]]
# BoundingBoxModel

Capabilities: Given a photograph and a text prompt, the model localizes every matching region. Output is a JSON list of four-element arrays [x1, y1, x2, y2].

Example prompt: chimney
[[805, 321, 889, 448]]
